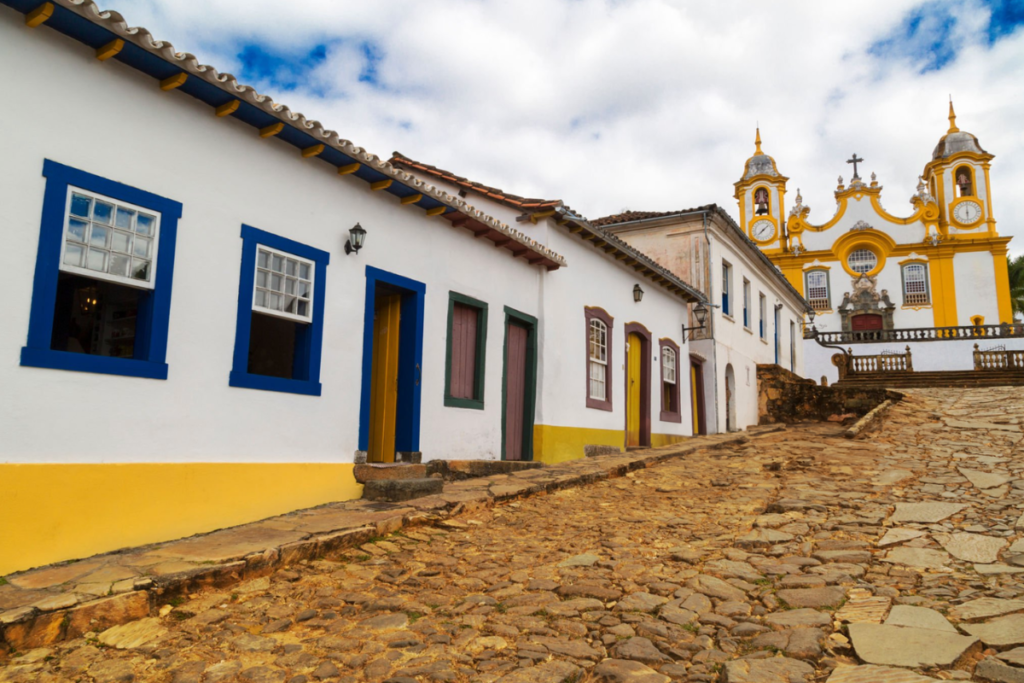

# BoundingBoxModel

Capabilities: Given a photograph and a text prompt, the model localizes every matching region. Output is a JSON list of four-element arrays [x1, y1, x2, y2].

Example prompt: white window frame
[[722, 262, 732, 315], [743, 278, 751, 328], [759, 293, 767, 340], [589, 319, 608, 400], [805, 269, 830, 310], [902, 263, 930, 305], [848, 249, 878, 275], [58, 186, 161, 290], [252, 244, 316, 324], [662, 347, 676, 384]]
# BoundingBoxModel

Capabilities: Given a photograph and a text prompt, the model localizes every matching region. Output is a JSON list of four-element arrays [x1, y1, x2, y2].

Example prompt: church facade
[[734, 109, 1013, 342]]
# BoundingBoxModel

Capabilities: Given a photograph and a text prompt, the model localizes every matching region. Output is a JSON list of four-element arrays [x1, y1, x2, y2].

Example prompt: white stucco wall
[[954, 251, 1000, 325], [0, 16, 551, 464]]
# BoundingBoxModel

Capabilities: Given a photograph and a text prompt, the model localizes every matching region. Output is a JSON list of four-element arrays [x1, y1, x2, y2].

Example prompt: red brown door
[[851, 314, 883, 331], [504, 323, 528, 460]]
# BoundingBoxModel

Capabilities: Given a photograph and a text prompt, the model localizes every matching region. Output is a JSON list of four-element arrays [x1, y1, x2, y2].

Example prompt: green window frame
[[444, 291, 488, 409]]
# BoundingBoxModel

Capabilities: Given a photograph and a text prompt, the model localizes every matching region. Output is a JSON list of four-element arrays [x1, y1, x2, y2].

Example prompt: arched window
[[955, 166, 974, 197], [754, 187, 770, 215], [805, 269, 830, 311], [902, 263, 929, 305], [848, 249, 878, 275]]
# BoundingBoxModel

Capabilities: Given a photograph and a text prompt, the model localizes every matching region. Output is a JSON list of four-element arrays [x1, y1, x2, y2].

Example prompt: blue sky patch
[[984, 0, 1024, 43], [236, 42, 332, 93]]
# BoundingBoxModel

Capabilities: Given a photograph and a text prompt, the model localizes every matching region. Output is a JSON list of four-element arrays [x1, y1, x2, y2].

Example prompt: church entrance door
[[851, 314, 884, 331]]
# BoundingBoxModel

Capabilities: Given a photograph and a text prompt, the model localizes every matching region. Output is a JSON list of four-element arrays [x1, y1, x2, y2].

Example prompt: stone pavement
[[3, 387, 1024, 683]]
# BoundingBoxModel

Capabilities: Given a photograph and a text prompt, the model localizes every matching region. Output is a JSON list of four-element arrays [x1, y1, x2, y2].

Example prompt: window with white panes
[[902, 263, 930, 305], [743, 279, 751, 327], [254, 247, 314, 322], [805, 270, 830, 311], [847, 249, 877, 275], [589, 319, 607, 400], [663, 348, 676, 384], [661, 345, 679, 418], [61, 188, 159, 288]]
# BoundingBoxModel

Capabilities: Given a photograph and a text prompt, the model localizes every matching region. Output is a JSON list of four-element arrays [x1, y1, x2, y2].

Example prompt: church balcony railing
[[904, 292, 930, 306], [974, 344, 1024, 371], [807, 322, 1024, 345], [808, 298, 830, 312], [834, 346, 912, 380]]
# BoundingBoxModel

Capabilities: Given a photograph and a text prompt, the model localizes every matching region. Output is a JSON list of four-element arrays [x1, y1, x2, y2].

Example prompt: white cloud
[[126, 0, 1024, 252]]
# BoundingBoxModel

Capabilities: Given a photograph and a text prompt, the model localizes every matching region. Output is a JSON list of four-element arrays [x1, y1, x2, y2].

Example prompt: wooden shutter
[[450, 303, 478, 399]]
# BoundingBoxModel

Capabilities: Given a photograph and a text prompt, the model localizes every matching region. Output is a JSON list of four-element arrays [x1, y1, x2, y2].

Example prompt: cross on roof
[[847, 153, 864, 179]]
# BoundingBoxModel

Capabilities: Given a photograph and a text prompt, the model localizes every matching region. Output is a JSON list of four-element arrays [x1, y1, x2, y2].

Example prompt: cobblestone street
[[5, 387, 1024, 683]]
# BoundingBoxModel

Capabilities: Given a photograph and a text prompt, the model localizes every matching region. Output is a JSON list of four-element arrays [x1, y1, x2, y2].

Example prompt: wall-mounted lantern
[[345, 223, 367, 255], [682, 302, 709, 341], [633, 284, 644, 303]]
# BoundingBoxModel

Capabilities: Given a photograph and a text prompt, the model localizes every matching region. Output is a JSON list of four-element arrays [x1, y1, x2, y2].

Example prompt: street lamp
[[682, 302, 709, 341], [633, 284, 644, 303], [345, 223, 367, 255]]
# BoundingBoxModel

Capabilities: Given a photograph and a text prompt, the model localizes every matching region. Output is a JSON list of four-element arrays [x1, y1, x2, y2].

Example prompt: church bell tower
[[923, 101, 996, 237], [734, 128, 789, 251]]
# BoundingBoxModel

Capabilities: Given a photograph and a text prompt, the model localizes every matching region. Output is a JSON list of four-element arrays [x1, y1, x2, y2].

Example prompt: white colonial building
[[0, 0, 708, 575]]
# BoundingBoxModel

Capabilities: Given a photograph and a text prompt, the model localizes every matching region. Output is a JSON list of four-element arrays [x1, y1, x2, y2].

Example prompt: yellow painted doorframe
[[626, 333, 641, 447]]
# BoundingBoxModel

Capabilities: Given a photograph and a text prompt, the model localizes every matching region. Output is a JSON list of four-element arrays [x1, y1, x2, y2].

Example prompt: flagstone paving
[[3, 386, 1024, 682]]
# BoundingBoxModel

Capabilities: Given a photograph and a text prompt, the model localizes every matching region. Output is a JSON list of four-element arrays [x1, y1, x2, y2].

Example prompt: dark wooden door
[[504, 323, 528, 461], [851, 314, 883, 331]]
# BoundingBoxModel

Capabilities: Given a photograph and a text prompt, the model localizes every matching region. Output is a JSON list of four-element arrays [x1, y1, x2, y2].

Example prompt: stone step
[[353, 463, 428, 483], [361, 477, 444, 502]]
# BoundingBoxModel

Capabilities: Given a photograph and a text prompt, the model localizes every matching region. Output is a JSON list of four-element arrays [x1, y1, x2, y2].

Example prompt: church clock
[[751, 219, 776, 242], [952, 199, 983, 227]]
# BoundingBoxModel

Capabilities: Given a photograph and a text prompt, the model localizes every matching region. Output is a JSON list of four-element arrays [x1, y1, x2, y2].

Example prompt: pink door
[[504, 323, 528, 460]]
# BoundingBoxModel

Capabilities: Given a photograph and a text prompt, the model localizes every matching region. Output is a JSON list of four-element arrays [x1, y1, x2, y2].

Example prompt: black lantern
[[682, 302, 709, 340], [345, 223, 367, 255], [633, 284, 644, 303]]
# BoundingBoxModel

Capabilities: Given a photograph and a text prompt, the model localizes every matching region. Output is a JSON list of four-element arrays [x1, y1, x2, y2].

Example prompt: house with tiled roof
[[595, 204, 812, 434], [0, 0, 708, 576]]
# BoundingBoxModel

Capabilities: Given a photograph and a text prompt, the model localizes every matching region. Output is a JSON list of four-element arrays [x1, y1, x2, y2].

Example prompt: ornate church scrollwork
[[838, 274, 895, 333]]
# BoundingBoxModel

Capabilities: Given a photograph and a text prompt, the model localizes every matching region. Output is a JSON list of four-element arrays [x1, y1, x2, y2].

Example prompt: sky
[[122, 0, 1024, 252]]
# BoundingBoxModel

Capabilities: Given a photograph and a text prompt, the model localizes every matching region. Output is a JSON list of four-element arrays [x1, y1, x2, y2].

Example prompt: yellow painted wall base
[[533, 424, 688, 465], [0, 463, 362, 577]]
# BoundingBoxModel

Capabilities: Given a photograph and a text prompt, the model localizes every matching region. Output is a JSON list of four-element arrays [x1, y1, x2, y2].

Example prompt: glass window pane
[[285, 278, 296, 295], [67, 219, 87, 243], [90, 225, 110, 248], [297, 300, 308, 317], [111, 231, 132, 254], [256, 271, 267, 288], [133, 236, 151, 259], [298, 281, 310, 298], [268, 292, 281, 310], [286, 260, 297, 276], [272, 255, 284, 272], [131, 258, 150, 281], [270, 274, 283, 292], [299, 263, 310, 279], [135, 214, 155, 236], [70, 194, 91, 218], [258, 250, 269, 269], [254, 289, 266, 307], [109, 253, 131, 277], [284, 296, 297, 314], [93, 201, 114, 225], [64, 243, 84, 267], [86, 248, 107, 271], [115, 208, 135, 230]]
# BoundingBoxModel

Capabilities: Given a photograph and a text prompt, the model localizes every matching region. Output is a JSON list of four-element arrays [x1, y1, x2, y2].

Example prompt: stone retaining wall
[[757, 364, 901, 425]]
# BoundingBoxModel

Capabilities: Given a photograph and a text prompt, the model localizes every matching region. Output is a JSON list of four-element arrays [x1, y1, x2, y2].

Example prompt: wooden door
[[504, 322, 528, 461], [626, 332, 642, 447], [852, 314, 883, 331], [368, 293, 401, 463], [690, 360, 706, 436]]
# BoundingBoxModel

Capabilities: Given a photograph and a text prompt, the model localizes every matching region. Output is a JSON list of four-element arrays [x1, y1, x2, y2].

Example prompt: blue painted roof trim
[[0, 0, 435, 212]]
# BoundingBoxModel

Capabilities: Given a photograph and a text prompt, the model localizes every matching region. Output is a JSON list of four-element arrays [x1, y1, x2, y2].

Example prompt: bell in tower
[[754, 187, 769, 215]]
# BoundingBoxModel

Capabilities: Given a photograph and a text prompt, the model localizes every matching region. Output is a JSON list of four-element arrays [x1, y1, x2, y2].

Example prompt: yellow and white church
[[735, 103, 1012, 333]]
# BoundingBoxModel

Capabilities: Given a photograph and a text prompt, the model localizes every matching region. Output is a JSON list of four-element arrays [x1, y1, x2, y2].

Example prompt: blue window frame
[[21, 160, 182, 380], [721, 263, 731, 316], [229, 225, 330, 396]]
